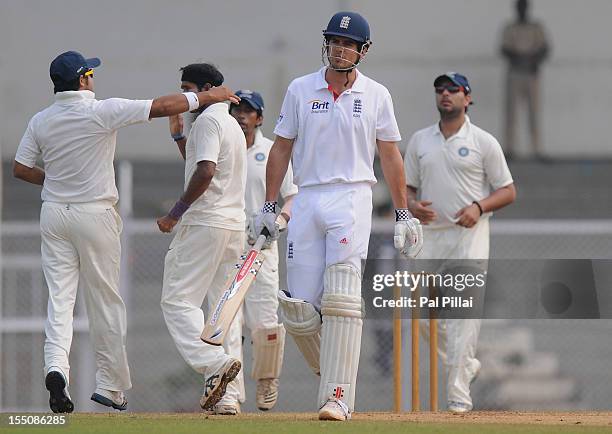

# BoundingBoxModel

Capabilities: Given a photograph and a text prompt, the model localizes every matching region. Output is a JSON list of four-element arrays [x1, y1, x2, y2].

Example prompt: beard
[[437, 105, 463, 120]]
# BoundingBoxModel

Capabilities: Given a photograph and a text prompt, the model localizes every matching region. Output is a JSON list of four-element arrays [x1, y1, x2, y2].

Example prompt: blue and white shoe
[[91, 389, 128, 411], [45, 370, 74, 413]]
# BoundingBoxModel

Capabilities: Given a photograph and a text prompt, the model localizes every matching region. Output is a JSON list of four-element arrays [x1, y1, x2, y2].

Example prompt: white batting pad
[[277, 290, 321, 375], [318, 264, 363, 412], [251, 324, 286, 380]]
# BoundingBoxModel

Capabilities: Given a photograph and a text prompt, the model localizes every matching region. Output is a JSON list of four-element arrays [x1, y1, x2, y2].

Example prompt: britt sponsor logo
[[339, 237, 349, 245], [288, 241, 294, 259], [353, 98, 362, 117], [308, 99, 330, 113]]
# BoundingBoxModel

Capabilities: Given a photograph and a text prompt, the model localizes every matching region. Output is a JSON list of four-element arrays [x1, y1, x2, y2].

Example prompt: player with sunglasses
[[403, 72, 516, 413], [13, 51, 239, 413]]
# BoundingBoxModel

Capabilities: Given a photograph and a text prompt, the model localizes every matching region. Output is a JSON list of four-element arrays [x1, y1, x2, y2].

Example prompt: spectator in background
[[500, 0, 550, 160]]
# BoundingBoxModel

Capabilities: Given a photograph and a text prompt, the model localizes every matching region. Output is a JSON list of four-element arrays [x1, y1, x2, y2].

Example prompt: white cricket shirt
[[404, 116, 513, 229], [274, 67, 401, 187], [15, 90, 152, 204], [181, 103, 247, 231], [245, 129, 298, 216]]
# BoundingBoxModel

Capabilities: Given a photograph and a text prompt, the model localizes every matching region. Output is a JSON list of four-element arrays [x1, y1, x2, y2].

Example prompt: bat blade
[[201, 249, 265, 345], [200, 214, 288, 346]]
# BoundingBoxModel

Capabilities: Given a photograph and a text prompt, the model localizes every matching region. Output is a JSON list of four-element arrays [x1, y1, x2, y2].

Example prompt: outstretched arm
[[149, 87, 239, 119]]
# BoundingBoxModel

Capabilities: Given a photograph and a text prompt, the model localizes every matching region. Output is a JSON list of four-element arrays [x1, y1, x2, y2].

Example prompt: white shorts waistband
[[42, 200, 115, 213], [298, 182, 372, 193]]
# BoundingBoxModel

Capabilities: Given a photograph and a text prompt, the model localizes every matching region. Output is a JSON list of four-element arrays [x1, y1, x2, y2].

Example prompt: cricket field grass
[[1, 412, 612, 434]]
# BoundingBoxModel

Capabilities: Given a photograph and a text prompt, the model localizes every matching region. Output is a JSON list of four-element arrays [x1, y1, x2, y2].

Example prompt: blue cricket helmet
[[323, 11, 371, 45]]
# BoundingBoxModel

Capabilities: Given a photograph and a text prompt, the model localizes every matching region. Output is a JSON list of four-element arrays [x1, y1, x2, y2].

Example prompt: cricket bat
[[201, 214, 288, 346]]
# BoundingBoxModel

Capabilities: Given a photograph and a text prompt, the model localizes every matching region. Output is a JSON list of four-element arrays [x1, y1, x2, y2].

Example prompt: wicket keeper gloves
[[394, 209, 424, 258], [254, 201, 280, 248]]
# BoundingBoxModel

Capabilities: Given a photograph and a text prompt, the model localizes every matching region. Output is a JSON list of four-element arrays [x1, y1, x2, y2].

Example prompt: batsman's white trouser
[[419, 218, 489, 410], [40, 201, 131, 391], [284, 183, 372, 411], [161, 225, 244, 378], [286, 183, 372, 309]]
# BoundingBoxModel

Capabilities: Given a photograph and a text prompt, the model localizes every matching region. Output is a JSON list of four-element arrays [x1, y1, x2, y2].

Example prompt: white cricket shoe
[[318, 397, 351, 421], [200, 357, 241, 411], [212, 396, 241, 415], [256, 378, 279, 411], [448, 401, 472, 413]]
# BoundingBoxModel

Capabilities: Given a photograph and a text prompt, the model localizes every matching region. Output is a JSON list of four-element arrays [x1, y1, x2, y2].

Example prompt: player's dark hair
[[180, 63, 224, 90], [52, 77, 80, 93]]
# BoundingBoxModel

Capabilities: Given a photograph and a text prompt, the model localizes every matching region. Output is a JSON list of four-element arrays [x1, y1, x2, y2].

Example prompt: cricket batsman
[[255, 12, 423, 420]]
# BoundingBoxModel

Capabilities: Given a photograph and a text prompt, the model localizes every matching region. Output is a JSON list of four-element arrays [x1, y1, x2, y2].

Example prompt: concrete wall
[[1, 0, 611, 160]]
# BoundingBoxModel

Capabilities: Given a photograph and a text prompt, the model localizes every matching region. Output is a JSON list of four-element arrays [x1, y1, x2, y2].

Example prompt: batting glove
[[247, 213, 272, 249], [254, 201, 280, 247], [394, 209, 423, 258]]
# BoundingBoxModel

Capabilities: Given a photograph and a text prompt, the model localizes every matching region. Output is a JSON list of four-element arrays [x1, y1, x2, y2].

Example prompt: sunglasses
[[83, 69, 94, 78], [434, 85, 462, 94]]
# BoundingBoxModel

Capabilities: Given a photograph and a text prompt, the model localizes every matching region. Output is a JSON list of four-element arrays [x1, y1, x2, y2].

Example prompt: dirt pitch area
[[215, 411, 612, 426], [7, 412, 611, 434]]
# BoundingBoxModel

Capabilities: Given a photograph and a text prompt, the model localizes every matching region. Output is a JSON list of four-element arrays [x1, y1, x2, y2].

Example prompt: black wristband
[[171, 133, 185, 142], [262, 201, 278, 213], [472, 201, 484, 216], [395, 208, 411, 222]]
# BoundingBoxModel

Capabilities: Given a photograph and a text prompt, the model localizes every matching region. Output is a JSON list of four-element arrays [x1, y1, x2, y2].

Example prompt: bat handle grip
[[253, 227, 271, 251]]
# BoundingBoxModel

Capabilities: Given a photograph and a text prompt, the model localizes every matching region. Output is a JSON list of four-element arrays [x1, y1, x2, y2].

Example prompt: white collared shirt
[[274, 67, 401, 188], [245, 129, 298, 217], [15, 90, 152, 204], [181, 103, 247, 230], [404, 116, 513, 228]]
